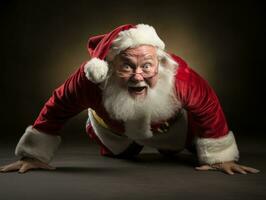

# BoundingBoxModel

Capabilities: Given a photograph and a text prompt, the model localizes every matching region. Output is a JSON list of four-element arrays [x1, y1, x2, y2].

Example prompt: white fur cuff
[[196, 131, 239, 165], [15, 126, 61, 163]]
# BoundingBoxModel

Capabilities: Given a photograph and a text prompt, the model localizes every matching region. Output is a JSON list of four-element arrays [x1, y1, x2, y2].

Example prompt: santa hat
[[84, 24, 166, 83]]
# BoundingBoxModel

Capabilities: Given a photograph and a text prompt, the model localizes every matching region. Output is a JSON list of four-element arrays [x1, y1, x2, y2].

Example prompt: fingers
[[221, 164, 234, 175], [30, 158, 56, 171], [18, 160, 56, 173], [39, 162, 56, 170], [0, 160, 56, 174], [0, 161, 22, 173], [232, 165, 247, 175], [240, 165, 260, 174], [195, 165, 215, 171], [195, 163, 239, 175], [223, 164, 259, 175], [18, 163, 31, 173]]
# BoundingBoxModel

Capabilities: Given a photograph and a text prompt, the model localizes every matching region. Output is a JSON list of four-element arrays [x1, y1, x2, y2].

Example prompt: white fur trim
[[84, 58, 109, 83], [196, 131, 239, 164], [15, 126, 61, 163], [108, 24, 165, 60], [88, 109, 134, 155]]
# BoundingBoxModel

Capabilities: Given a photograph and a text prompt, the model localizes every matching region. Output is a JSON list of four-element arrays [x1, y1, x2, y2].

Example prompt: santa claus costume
[[15, 24, 239, 165]]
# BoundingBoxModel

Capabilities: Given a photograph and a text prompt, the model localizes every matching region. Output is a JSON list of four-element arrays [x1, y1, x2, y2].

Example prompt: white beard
[[101, 63, 181, 140]]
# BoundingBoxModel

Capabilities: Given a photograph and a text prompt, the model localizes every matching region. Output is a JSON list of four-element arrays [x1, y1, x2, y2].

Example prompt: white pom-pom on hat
[[84, 58, 109, 83]]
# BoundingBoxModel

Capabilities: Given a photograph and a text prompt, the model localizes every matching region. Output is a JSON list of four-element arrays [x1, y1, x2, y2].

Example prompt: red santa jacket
[[14, 53, 240, 164], [32, 54, 229, 141]]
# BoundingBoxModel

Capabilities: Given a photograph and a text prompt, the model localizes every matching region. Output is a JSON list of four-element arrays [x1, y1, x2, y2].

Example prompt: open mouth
[[128, 86, 147, 93]]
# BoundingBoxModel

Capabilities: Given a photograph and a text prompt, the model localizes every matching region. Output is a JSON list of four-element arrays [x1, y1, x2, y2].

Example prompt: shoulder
[[170, 53, 203, 85], [170, 54, 214, 105]]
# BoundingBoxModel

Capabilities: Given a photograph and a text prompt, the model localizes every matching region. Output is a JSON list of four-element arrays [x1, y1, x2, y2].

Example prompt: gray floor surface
[[0, 134, 265, 200]]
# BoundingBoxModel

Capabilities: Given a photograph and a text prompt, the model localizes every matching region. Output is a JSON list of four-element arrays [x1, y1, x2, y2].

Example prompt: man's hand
[[0, 157, 56, 173], [195, 161, 259, 175]]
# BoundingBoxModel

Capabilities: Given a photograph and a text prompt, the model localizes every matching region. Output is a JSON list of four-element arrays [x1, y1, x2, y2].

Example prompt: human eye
[[121, 63, 132, 71], [142, 63, 152, 70]]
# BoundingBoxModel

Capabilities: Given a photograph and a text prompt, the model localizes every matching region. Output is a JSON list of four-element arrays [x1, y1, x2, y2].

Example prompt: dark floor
[[0, 134, 265, 200]]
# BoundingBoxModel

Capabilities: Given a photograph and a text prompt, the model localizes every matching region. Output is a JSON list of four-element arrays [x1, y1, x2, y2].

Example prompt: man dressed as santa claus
[[0, 24, 259, 175]]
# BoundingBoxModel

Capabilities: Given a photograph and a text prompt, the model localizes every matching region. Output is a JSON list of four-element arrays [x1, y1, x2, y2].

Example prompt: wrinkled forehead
[[119, 45, 157, 60]]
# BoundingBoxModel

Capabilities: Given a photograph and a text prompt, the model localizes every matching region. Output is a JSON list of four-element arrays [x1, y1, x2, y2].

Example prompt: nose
[[131, 67, 144, 82], [131, 73, 144, 82]]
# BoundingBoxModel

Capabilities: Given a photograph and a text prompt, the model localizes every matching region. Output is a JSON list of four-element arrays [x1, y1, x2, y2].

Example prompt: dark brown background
[[0, 2, 265, 200], [0, 0, 265, 141]]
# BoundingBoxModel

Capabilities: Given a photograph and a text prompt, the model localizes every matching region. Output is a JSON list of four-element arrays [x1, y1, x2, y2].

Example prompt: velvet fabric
[[87, 24, 135, 59], [33, 55, 229, 144]]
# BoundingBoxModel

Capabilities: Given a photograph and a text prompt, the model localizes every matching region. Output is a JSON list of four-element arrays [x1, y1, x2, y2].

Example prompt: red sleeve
[[173, 56, 229, 139], [32, 62, 101, 135]]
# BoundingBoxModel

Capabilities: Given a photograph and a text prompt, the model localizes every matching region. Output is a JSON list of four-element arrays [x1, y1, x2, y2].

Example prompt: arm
[[177, 68, 239, 165], [15, 62, 101, 163], [173, 56, 258, 174]]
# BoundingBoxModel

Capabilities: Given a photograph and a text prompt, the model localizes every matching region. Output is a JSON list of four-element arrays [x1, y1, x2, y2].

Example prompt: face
[[112, 45, 159, 99]]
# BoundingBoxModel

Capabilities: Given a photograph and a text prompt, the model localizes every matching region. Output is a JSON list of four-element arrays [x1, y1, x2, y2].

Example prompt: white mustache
[[127, 81, 148, 87]]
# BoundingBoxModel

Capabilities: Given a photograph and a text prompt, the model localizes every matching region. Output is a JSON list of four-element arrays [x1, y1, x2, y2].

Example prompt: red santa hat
[[84, 24, 166, 83]]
